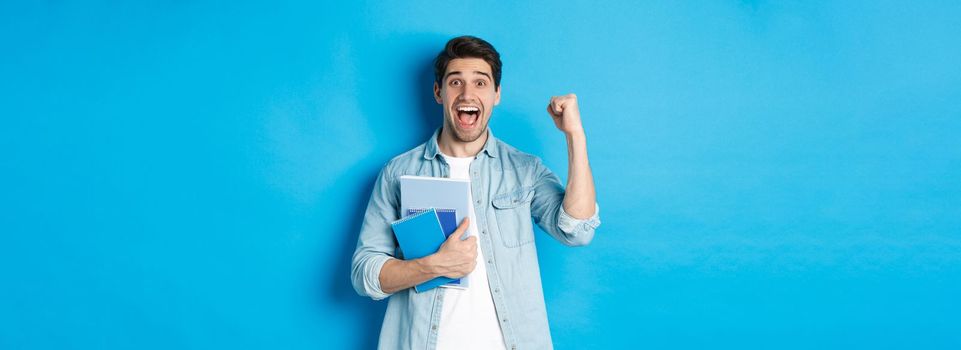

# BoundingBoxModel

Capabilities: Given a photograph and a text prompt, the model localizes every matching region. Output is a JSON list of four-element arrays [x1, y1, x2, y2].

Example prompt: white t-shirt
[[436, 154, 507, 350]]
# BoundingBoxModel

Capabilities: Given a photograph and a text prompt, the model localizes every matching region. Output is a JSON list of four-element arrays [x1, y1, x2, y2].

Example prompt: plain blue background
[[2, 1, 960, 349]]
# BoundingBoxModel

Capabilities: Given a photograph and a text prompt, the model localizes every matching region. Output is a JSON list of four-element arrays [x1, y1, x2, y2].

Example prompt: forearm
[[377, 218, 477, 294], [378, 257, 439, 294], [563, 131, 597, 219]]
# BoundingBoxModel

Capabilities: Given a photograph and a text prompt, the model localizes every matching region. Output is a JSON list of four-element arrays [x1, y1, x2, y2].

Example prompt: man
[[351, 36, 601, 350]]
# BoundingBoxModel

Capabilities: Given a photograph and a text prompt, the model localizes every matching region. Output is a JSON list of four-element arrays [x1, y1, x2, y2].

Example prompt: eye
[[476, 80, 487, 87], [449, 79, 462, 87]]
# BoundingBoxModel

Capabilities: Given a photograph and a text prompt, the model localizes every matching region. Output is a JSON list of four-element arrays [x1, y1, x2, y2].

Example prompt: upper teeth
[[457, 106, 479, 112]]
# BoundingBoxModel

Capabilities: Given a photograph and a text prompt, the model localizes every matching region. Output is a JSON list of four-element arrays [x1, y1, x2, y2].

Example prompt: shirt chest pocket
[[491, 187, 536, 248]]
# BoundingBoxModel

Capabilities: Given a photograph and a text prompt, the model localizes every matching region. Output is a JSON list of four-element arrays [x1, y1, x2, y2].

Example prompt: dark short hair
[[433, 36, 502, 90]]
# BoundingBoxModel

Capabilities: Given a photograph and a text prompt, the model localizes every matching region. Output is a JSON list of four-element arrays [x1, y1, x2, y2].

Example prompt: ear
[[433, 82, 443, 104], [494, 85, 501, 106]]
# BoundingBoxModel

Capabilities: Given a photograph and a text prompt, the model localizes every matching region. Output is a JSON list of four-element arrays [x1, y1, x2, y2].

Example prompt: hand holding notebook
[[425, 217, 477, 280], [390, 209, 475, 292]]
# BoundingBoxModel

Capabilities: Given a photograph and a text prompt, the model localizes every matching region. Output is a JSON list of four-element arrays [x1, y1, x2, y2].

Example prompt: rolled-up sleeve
[[557, 203, 601, 235], [529, 157, 601, 247], [352, 254, 392, 300], [350, 165, 400, 301]]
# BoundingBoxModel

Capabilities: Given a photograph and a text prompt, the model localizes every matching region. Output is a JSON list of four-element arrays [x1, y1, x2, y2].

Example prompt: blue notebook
[[390, 208, 457, 293], [407, 208, 461, 287], [407, 208, 458, 237]]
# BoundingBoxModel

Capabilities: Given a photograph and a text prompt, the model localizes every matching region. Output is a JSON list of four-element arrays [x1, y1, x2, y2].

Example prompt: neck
[[437, 126, 488, 158]]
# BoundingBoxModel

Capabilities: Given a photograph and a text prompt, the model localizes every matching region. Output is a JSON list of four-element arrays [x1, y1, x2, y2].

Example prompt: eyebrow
[[444, 70, 493, 81]]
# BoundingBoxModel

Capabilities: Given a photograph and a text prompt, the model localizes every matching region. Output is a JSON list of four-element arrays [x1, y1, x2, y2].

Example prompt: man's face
[[434, 58, 501, 143]]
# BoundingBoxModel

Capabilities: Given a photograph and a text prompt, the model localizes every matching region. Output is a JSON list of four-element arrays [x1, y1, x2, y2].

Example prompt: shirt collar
[[424, 127, 499, 160]]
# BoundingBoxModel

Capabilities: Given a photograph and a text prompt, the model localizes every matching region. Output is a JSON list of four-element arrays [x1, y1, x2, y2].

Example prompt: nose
[[459, 84, 478, 99]]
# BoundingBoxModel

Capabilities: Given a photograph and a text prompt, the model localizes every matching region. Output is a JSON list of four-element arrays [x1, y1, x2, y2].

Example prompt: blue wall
[[2, 1, 960, 349]]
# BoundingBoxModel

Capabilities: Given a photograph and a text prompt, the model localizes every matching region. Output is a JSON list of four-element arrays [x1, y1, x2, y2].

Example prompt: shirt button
[[487, 259, 492, 264], [432, 325, 438, 330], [476, 200, 481, 204], [494, 288, 499, 293]]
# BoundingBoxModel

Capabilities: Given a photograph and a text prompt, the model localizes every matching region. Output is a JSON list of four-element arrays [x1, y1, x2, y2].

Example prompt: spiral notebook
[[407, 208, 462, 287], [390, 208, 457, 293]]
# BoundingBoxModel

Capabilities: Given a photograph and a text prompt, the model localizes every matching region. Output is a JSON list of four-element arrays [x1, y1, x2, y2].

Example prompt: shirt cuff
[[364, 255, 393, 300], [557, 203, 601, 235]]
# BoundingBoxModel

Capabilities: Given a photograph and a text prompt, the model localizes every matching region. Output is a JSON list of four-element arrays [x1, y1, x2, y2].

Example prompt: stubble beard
[[452, 126, 484, 143]]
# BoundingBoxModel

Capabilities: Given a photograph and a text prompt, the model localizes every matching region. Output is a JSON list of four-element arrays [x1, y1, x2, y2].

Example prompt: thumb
[[450, 217, 470, 240]]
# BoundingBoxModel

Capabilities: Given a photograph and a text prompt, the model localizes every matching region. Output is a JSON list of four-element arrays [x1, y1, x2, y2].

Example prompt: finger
[[459, 217, 470, 228], [552, 99, 564, 114], [451, 217, 470, 240], [447, 218, 470, 241], [547, 104, 557, 117]]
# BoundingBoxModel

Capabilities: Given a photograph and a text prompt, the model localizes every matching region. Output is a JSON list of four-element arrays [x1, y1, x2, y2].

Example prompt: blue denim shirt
[[351, 128, 601, 350]]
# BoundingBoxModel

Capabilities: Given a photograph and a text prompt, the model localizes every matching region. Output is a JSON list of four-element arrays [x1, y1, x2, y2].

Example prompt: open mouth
[[455, 105, 480, 129]]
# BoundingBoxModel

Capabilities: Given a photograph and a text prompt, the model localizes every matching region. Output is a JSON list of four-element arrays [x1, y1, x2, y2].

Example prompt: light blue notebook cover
[[390, 208, 456, 293], [399, 176, 471, 237]]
